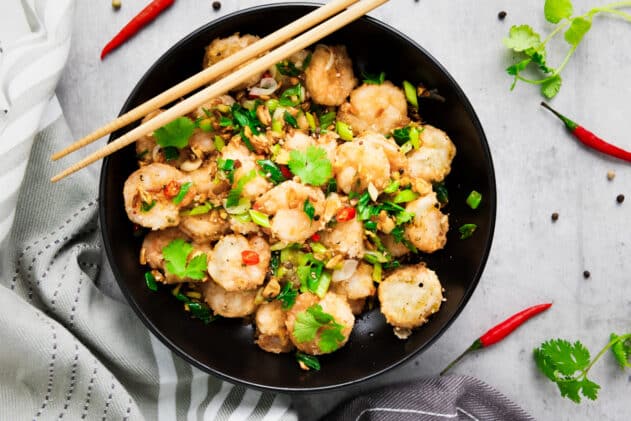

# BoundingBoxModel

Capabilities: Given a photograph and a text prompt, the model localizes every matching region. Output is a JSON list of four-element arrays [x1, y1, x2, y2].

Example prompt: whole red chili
[[440, 303, 552, 375], [101, 0, 175, 59], [541, 102, 631, 163]]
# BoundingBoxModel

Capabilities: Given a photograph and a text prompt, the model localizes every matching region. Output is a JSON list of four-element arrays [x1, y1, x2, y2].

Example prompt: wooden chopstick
[[51, 0, 359, 161], [51, 0, 389, 182]]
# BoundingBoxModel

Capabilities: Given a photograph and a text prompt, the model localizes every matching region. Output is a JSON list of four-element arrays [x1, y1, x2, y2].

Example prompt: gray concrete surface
[[56, 0, 631, 419]]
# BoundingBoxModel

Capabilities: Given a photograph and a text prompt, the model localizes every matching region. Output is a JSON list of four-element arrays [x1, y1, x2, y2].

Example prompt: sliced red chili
[[310, 233, 321, 242], [336, 207, 356, 222], [279, 165, 293, 179], [163, 180, 180, 198], [241, 250, 260, 265]]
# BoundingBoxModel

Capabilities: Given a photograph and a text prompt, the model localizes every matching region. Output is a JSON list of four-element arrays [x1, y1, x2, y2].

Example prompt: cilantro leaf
[[503, 25, 542, 53], [318, 323, 345, 353], [288, 146, 332, 186], [362, 71, 385, 85], [544, 0, 574, 24], [162, 239, 208, 280], [153, 117, 195, 149], [610, 333, 631, 369], [277, 282, 298, 310], [276, 60, 301, 76], [293, 306, 324, 343], [296, 351, 320, 370], [303, 199, 315, 221], [564, 17, 592, 46], [506, 58, 531, 76], [541, 75, 562, 99]]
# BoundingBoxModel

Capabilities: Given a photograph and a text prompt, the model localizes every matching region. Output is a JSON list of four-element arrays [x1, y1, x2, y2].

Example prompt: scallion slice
[[403, 80, 418, 108], [466, 190, 482, 209], [248, 209, 271, 228]]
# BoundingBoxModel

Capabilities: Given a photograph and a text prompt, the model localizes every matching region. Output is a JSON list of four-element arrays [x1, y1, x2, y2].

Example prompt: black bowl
[[100, 3, 496, 392]]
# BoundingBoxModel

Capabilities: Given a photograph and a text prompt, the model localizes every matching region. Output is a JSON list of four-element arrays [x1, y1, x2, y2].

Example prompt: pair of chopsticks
[[51, 0, 390, 182]]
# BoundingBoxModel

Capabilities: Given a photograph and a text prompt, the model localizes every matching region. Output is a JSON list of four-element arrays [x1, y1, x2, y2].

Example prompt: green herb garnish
[[163, 146, 179, 161], [459, 223, 477, 239], [257, 159, 286, 184], [288, 146, 332, 187], [187, 301, 218, 324], [173, 182, 192, 205], [276, 60, 301, 76], [145, 271, 158, 291], [336, 121, 353, 141], [226, 170, 256, 208], [392, 189, 419, 204], [403, 80, 418, 108], [296, 351, 321, 370], [248, 209, 271, 228], [466, 190, 482, 209], [284, 111, 298, 128], [162, 239, 207, 280], [362, 71, 386, 85], [181, 202, 213, 216], [141, 200, 156, 212], [218, 158, 236, 183], [434, 182, 449, 204], [303, 199, 316, 221], [293, 304, 345, 353], [319, 111, 337, 130], [277, 282, 298, 310], [154, 117, 195, 149]]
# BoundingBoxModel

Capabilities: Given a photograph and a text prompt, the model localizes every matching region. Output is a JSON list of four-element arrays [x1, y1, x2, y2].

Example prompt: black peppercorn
[[498, 11, 507, 20], [212, 1, 221, 11], [617, 194, 625, 204], [583, 270, 590, 279], [551, 212, 559, 222]]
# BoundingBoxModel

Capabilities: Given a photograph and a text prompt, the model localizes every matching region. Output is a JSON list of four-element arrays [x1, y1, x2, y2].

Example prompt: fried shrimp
[[337, 82, 410, 135], [207, 234, 271, 291], [404, 193, 449, 253], [255, 301, 294, 353], [305, 45, 357, 106], [407, 125, 456, 183], [202, 281, 258, 318], [123, 163, 196, 230], [378, 264, 443, 331], [254, 181, 326, 243], [333, 140, 391, 193], [203, 33, 263, 90]]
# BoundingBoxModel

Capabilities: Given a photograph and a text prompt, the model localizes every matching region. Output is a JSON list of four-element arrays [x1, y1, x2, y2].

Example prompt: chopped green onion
[[393, 189, 419, 204], [364, 220, 377, 231], [163, 146, 179, 161], [213, 135, 225, 151], [226, 170, 256, 208], [372, 262, 382, 283], [248, 209, 271, 228], [362, 71, 385, 85], [172, 285, 189, 302], [400, 142, 413, 155], [313, 270, 332, 298], [257, 159, 286, 184], [242, 99, 257, 111], [363, 250, 389, 264], [225, 197, 251, 215], [181, 202, 212, 216], [284, 111, 298, 128], [403, 80, 418, 108], [141, 200, 156, 212], [326, 178, 338, 195], [272, 117, 284, 133], [336, 121, 353, 141], [434, 182, 449, 204], [384, 180, 400, 194], [466, 190, 482, 210], [310, 242, 328, 255], [266, 98, 280, 112], [145, 271, 158, 291], [296, 351, 320, 370], [319, 111, 336, 130], [409, 126, 421, 149], [459, 223, 477, 239], [198, 119, 212, 132], [173, 182, 192, 205], [233, 212, 252, 223], [303, 199, 315, 221], [187, 301, 217, 324], [305, 111, 316, 132]]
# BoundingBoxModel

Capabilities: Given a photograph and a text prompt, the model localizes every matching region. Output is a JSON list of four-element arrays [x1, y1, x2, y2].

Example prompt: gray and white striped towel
[[0, 1, 534, 420]]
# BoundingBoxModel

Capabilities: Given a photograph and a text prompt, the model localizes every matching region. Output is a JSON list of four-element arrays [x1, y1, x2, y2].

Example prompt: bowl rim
[[99, 2, 497, 393]]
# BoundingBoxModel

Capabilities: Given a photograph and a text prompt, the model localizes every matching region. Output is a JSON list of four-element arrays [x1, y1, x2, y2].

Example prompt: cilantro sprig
[[534, 333, 631, 403], [277, 282, 298, 310], [162, 239, 208, 280], [288, 146, 332, 186], [505, 0, 631, 98], [153, 117, 196, 149], [293, 304, 345, 353]]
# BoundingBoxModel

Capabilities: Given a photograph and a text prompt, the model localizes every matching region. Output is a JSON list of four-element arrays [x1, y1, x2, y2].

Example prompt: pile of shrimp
[[124, 33, 456, 368]]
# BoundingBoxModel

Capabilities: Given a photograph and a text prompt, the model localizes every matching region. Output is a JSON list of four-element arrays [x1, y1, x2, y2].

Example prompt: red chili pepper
[[279, 165, 293, 180], [101, 0, 175, 59], [241, 250, 260, 266], [336, 207, 356, 222], [310, 233, 321, 242], [541, 102, 631, 162], [440, 303, 552, 375], [163, 180, 180, 198]]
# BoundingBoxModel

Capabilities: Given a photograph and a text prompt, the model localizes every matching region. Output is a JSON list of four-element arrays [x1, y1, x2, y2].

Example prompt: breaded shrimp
[[333, 140, 390, 194], [337, 82, 410, 135], [179, 209, 230, 243], [331, 262, 375, 302], [203, 34, 263, 90], [221, 140, 273, 201], [359, 132, 407, 171], [254, 181, 326, 243], [378, 263, 443, 330], [207, 234, 270, 291], [285, 292, 355, 355], [202, 281, 258, 318], [304, 45, 357, 106], [407, 125, 456, 183], [320, 217, 365, 258], [255, 301, 294, 354], [404, 193, 449, 253], [123, 163, 196, 230]]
